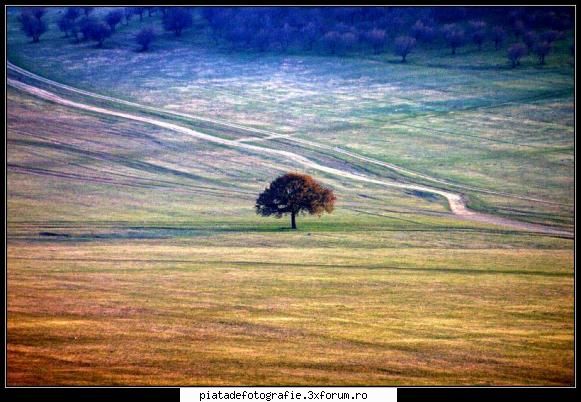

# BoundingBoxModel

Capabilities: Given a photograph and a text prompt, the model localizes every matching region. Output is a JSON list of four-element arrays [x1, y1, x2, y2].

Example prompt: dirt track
[[7, 65, 573, 237]]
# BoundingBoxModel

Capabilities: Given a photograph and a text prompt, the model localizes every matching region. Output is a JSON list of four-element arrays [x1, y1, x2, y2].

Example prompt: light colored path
[[6, 65, 573, 237], [8, 62, 570, 208]]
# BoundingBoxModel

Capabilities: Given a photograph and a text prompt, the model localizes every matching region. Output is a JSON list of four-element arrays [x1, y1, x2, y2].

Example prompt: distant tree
[[442, 24, 465, 55], [507, 43, 527, 67], [105, 10, 123, 32], [513, 19, 525, 39], [523, 31, 537, 50], [410, 19, 435, 43], [301, 22, 319, 50], [57, 15, 75, 37], [533, 40, 552, 65], [340, 32, 358, 54], [323, 31, 341, 54], [255, 173, 336, 230], [540, 29, 561, 44], [124, 7, 134, 24], [279, 23, 295, 51], [365, 28, 386, 54], [78, 17, 97, 41], [133, 7, 146, 21], [87, 21, 112, 47], [253, 28, 271, 52], [159, 7, 170, 17], [81, 7, 94, 17], [162, 7, 193, 37], [18, 11, 47, 43], [491, 26, 506, 50], [28, 7, 46, 20], [135, 27, 156, 51], [70, 23, 81, 43], [469, 20, 487, 51], [64, 7, 82, 21], [410, 19, 425, 40], [145, 7, 155, 17], [394, 35, 416, 62], [226, 26, 252, 49]]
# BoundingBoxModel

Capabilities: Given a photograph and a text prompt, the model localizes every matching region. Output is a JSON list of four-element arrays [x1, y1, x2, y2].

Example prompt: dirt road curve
[[6, 67, 573, 237]]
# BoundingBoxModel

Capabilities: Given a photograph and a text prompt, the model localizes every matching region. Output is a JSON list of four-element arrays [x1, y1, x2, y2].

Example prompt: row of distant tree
[[18, 6, 189, 51], [17, 6, 574, 66]]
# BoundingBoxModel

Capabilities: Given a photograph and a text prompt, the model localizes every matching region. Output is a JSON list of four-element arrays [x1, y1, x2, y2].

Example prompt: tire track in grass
[[6, 74, 573, 237]]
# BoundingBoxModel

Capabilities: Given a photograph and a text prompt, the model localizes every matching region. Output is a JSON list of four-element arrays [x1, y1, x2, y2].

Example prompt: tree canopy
[[256, 173, 336, 229]]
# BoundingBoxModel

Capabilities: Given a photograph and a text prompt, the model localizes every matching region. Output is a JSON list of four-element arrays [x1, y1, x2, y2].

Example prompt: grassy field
[[6, 7, 575, 385]]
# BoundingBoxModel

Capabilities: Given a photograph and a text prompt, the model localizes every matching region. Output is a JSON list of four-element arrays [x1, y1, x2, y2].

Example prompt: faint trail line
[[6, 68, 573, 237]]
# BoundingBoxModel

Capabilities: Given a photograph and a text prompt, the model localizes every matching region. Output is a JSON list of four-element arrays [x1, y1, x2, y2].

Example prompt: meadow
[[6, 7, 575, 385]]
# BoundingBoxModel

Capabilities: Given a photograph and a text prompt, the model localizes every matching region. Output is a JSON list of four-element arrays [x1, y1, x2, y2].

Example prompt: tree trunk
[[291, 212, 297, 230]]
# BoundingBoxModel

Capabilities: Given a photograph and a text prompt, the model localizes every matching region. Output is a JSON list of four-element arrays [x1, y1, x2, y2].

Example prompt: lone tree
[[394, 35, 416, 62], [256, 173, 336, 230]]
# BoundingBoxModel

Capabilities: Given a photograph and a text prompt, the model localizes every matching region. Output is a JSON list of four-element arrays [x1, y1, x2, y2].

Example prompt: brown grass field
[[6, 6, 575, 386]]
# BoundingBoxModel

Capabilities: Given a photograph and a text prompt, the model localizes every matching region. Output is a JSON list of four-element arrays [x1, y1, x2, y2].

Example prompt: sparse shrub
[[18, 11, 47, 43], [162, 7, 193, 37], [394, 35, 416, 62], [135, 27, 156, 51], [105, 10, 123, 32], [507, 43, 527, 67], [492, 26, 506, 50], [442, 24, 465, 55]]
